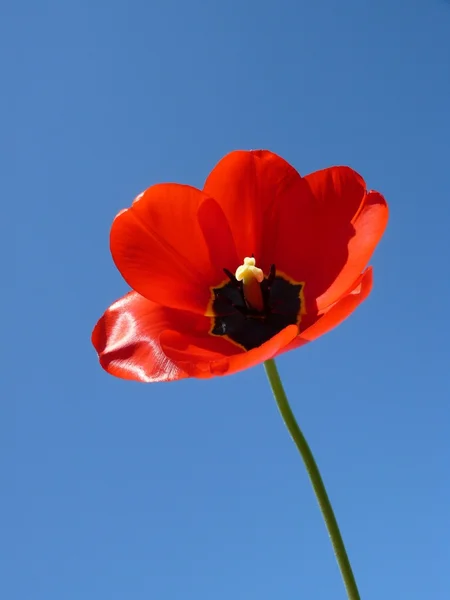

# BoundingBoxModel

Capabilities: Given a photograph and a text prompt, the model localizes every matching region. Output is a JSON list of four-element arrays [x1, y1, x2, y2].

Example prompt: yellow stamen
[[235, 257, 264, 311]]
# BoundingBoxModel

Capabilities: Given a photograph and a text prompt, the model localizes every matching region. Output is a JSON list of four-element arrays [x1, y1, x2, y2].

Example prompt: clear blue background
[[5, 0, 450, 598]]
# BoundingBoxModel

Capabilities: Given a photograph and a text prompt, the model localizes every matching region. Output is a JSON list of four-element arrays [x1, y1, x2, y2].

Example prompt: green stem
[[264, 358, 360, 600]]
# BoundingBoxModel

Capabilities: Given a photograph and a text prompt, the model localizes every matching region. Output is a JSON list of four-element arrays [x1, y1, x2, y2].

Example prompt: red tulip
[[92, 150, 388, 382]]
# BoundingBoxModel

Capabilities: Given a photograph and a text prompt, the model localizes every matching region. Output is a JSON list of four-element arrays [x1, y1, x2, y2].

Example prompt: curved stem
[[264, 358, 360, 600]]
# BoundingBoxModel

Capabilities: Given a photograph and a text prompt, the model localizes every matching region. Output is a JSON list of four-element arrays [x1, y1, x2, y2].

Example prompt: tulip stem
[[263, 358, 360, 600]]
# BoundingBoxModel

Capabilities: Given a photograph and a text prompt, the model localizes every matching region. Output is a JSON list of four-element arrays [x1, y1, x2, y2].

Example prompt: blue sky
[[6, 0, 450, 598]]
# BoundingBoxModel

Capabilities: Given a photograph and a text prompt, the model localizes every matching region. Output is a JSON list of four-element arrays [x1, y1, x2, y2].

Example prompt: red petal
[[197, 197, 240, 276], [203, 150, 301, 271], [93, 292, 299, 381], [269, 166, 387, 311], [304, 168, 387, 308], [161, 324, 299, 378], [110, 185, 231, 314], [315, 190, 388, 309], [92, 292, 189, 383], [280, 268, 373, 354]]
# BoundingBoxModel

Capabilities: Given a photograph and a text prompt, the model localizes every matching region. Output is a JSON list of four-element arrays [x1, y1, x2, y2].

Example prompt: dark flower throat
[[211, 265, 302, 351]]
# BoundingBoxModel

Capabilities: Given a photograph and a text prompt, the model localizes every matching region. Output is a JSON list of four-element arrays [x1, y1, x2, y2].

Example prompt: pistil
[[235, 257, 264, 312]]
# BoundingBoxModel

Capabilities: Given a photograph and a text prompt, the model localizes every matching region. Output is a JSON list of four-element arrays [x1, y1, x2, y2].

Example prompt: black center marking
[[211, 265, 302, 350]]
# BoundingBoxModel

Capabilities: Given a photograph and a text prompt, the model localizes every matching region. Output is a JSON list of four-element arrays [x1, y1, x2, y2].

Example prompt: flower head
[[92, 150, 388, 382]]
